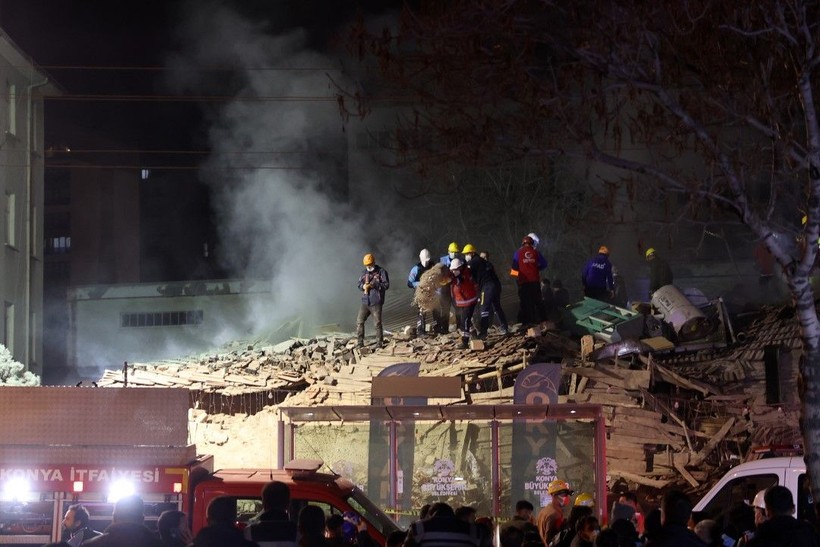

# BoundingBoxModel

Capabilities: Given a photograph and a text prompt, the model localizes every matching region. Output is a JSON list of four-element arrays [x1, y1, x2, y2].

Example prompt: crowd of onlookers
[[43, 479, 819, 547]]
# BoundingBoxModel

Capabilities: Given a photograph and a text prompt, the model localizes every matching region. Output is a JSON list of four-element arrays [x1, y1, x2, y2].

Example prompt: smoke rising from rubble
[[165, 2, 412, 339]]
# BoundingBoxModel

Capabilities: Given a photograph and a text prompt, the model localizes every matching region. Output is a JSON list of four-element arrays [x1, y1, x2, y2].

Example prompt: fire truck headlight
[[2, 478, 32, 502], [107, 480, 136, 503]]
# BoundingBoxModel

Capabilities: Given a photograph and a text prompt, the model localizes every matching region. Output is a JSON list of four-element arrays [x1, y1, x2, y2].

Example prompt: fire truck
[[0, 387, 397, 546]]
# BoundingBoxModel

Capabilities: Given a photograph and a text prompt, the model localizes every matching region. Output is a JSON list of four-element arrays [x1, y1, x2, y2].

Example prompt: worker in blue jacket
[[581, 246, 614, 302]]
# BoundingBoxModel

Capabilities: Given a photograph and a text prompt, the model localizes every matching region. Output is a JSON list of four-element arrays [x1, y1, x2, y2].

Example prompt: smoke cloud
[[165, 1, 413, 337]]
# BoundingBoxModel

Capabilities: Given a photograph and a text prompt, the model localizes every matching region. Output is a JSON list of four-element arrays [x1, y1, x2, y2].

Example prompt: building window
[[120, 310, 204, 328], [5, 193, 16, 248], [6, 82, 16, 136], [141, 168, 151, 180], [4, 302, 14, 353], [44, 236, 71, 255]]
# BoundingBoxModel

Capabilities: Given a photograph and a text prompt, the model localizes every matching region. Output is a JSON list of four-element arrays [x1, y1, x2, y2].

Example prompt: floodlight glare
[[107, 480, 136, 503]]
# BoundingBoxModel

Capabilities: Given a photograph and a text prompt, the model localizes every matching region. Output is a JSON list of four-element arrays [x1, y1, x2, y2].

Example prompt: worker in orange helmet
[[581, 245, 614, 302], [510, 234, 548, 325], [357, 253, 390, 348], [536, 479, 574, 545]]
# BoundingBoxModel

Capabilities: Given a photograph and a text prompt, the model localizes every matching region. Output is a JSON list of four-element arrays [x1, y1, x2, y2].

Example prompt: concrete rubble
[[97, 302, 804, 499]]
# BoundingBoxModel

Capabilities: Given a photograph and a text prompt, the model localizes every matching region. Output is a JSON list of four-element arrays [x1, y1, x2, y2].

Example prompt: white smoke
[[165, 2, 413, 336]]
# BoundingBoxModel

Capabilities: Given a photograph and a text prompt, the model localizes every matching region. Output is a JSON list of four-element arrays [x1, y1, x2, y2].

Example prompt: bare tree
[[341, 1, 820, 495]]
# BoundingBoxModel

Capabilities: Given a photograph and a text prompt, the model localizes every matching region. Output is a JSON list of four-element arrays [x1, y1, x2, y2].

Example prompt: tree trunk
[[790, 272, 820, 503]]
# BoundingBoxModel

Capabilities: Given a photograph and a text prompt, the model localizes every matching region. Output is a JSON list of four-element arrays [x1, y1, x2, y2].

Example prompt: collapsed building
[[96, 283, 804, 508]]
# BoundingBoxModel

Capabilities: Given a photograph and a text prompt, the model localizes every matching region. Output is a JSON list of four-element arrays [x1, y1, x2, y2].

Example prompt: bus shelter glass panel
[[292, 422, 378, 495], [402, 419, 494, 528], [498, 418, 596, 521]]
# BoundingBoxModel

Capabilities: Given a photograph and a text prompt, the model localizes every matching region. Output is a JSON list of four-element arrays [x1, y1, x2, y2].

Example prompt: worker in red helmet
[[510, 234, 548, 325], [357, 253, 390, 348], [581, 245, 614, 302]]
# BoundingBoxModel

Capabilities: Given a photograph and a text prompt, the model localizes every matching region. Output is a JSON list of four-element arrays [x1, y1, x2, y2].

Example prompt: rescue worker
[[645, 248, 673, 298], [408, 248, 434, 336], [449, 258, 478, 348], [736, 489, 767, 546], [536, 479, 574, 546], [357, 253, 390, 348], [244, 481, 299, 547], [436, 242, 461, 334], [644, 490, 704, 547], [581, 246, 614, 301], [62, 504, 102, 546], [511, 234, 548, 325], [463, 243, 509, 337]]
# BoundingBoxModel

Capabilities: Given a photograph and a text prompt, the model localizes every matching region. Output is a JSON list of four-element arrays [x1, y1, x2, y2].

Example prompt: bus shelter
[[278, 404, 606, 526]]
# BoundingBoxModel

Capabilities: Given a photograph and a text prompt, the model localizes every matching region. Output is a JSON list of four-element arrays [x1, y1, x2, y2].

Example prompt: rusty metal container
[[651, 284, 711, 341]]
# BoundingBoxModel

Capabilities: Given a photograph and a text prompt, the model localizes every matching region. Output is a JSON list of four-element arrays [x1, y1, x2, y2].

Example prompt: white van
[[692, 456, 815, 523]]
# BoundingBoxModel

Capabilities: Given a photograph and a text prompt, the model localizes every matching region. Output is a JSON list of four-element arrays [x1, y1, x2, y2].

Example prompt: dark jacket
[[192, 523, 258, 547], [244, 509, 298, 547], [746, 515, 819, 547], [358, 265, 389, 306], [644, 523, 706, 547], [467, 256, 500, 289], [66, 526, 103, 545], [405, 515, 489, 547], [581, 253, 613, 290], [83, 522, 165, 547], [648, 256, 673, 294]]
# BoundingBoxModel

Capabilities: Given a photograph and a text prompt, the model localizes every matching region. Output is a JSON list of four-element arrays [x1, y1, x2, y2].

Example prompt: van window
[[699, 473, 778, 521]]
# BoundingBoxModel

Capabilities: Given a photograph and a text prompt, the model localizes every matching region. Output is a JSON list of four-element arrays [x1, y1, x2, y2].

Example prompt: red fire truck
[[0, 387, 398, 545]]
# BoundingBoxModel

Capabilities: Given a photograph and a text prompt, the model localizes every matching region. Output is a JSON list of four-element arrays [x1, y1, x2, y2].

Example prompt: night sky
[[1, 0, 397, 153]]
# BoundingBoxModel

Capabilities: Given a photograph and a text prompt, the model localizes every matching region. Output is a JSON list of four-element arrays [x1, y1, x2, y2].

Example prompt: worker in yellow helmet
[[357, 253, 390, 348], [645, 247, 673, 299], [434, 242, 462, 334], [536, 479, 574, 545]]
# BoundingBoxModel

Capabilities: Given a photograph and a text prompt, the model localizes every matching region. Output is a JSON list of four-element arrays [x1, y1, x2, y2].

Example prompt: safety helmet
[[574, 493, 594, 507], [645, 248, 656, 258], [362, 254, 375, 266], [752, 489, 767, 510], [598, 246, 609, 255], [448, 242, 460, 253], [462, 243, 477, 254], [527, 232, 540, 247], [450, 258, 464, 270], [547, 479, 573, 496], [522, 235, 534, 246], [803, 215, 808, 226], [419, 249, 431, 263]]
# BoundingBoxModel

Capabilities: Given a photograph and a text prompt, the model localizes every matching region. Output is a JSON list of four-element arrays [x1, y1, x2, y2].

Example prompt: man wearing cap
[[645, 247, 674, 298], [357, 253, 390, 348], [511, 234, 548, 325], [536, 479, 574, 545], [581, 246, 614, 302]]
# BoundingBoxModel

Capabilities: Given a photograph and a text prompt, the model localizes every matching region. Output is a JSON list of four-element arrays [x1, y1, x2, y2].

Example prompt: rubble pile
[[97, 304, 803, 496]]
